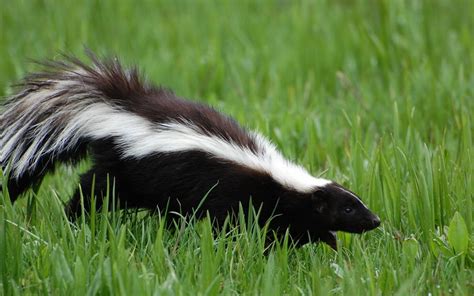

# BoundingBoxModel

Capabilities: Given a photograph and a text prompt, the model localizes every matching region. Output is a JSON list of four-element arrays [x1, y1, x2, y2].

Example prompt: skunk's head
[[273, 181, 380, 248], [311, 182, 380, 233]]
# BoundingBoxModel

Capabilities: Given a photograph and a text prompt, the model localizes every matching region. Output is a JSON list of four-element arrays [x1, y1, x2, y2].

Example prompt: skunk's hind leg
[[2, 174, 43, 202], [65, 168, 115, 219]]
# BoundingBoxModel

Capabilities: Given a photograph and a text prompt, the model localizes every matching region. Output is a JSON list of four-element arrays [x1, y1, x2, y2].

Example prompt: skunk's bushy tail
[[0, 53, 149, 200]]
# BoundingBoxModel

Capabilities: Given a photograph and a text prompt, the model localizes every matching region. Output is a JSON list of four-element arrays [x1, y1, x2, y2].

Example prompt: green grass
[[1, 0, 473, 294]]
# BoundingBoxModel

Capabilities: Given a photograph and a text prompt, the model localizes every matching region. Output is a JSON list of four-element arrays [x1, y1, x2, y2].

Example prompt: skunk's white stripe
[[1, 78, 330, 193], [76, 105, 330, 193], [339, 187, 368, 209]]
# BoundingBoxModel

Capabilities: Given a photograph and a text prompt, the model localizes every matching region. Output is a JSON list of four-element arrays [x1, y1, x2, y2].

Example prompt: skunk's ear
[[311, 189, 328, 214]]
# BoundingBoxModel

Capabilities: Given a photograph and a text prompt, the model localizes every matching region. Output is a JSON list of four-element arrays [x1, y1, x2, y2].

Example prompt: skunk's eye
[[344, 208, 353, 214]]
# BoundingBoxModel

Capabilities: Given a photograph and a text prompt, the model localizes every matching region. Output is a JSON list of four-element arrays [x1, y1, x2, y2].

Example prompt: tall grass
[[1, 0, 473, 294]]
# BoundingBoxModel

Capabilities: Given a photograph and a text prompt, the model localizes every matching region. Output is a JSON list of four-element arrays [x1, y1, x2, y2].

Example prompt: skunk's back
[[0, 53, 259, 199], [1, 52, 326, 202]]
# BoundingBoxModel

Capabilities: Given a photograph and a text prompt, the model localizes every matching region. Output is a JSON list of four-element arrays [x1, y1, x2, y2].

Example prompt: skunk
[[0, 53, 380, 248]]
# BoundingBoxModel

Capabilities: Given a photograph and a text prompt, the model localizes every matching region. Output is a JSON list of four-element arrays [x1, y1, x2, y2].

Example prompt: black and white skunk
[[0, 53, 380, 248]]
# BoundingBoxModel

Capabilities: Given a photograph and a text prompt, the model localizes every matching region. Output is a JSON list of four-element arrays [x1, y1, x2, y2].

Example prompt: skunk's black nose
[[371, 216, 381, 228]]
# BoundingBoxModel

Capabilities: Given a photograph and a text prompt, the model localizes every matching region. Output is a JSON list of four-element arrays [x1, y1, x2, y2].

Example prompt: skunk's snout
[[371, 215, 381, 228], [363, 214, 381, 231]]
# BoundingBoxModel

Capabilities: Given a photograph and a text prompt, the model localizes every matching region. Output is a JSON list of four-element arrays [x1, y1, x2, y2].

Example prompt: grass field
[[0, 0, 473, 294]]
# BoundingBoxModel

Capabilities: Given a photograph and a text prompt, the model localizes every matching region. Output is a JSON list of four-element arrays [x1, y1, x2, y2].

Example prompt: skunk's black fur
[[0, 53, 380, 248]]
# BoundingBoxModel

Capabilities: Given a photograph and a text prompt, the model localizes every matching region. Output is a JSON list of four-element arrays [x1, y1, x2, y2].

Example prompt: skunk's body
[[0, 53, 380, 248]]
